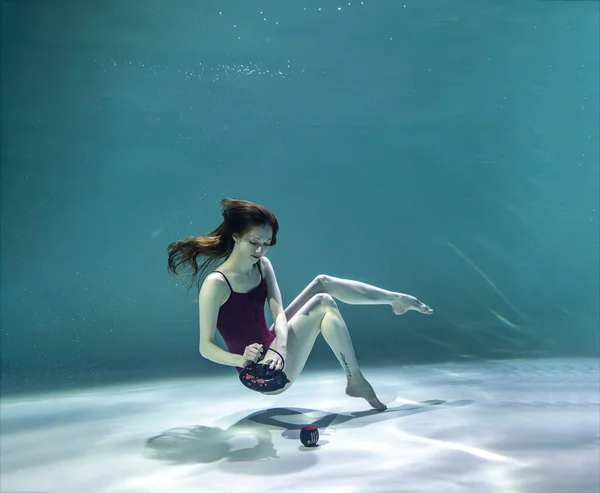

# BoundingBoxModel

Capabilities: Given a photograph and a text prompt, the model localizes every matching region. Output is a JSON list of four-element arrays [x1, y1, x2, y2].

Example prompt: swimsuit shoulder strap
[[214, 271, 233, 292]]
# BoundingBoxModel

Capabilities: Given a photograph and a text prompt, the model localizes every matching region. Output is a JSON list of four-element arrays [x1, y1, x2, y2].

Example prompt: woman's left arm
[[261, 257, 289, 350]]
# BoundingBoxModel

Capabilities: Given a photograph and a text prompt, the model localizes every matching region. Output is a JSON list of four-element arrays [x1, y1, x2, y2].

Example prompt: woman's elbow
[[199, 343, 210, 359]]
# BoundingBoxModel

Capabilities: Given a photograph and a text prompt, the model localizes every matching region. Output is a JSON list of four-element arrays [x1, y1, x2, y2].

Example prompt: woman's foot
[[391, 293, 433, 316], [346, 376, 387, 411]]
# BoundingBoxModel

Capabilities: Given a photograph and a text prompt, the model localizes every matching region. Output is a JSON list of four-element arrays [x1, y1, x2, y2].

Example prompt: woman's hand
[[259, 345, 287, 372], [241, 343, 264, 368]]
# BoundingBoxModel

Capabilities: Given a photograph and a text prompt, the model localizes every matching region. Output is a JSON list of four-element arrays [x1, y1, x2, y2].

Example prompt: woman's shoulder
[[258, 256, 273, 270], [202, 271, 229, 290], [198, 271, 230, 305]]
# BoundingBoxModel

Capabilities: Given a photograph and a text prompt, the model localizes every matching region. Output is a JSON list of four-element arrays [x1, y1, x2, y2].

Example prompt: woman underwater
[[168, 198, 433, 411]]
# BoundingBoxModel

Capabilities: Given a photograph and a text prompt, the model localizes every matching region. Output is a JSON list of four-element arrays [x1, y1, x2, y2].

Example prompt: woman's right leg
[[273, 292, 387, 411]]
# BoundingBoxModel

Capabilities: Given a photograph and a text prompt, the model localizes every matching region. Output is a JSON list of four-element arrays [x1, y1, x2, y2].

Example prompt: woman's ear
[[232, 233, 239, 243]]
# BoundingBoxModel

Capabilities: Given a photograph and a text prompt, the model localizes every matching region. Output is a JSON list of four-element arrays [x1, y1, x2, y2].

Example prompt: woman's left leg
[[263, 274, 432, 408], [278, 274, 432, 322]]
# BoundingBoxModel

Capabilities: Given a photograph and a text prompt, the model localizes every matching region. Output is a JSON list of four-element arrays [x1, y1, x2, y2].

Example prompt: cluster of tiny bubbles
[[95, 59, 292, 83], [298, 1, 407, 10], [219, 2, 373, 19], [93, 2, 411, 82], [180, 61, 290, 82]]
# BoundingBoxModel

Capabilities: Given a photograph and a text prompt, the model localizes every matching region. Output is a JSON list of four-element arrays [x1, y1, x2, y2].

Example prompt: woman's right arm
[[198, 273, 245, 368]]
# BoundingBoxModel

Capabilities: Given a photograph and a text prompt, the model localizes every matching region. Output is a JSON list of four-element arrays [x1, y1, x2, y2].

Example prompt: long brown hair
[[167, 198, 279, 291]]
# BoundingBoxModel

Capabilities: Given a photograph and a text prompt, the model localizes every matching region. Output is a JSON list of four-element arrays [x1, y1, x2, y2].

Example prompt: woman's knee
[[302, 293, 339, 324], [314, 274, 332, 291], [310, 292, 336, 310]]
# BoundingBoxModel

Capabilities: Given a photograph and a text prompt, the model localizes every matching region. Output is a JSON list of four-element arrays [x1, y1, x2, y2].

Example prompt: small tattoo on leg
[[340, 352, 352, 377]]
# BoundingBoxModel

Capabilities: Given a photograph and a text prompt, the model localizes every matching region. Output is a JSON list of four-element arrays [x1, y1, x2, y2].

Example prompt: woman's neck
[[221, 251, 256, 276]]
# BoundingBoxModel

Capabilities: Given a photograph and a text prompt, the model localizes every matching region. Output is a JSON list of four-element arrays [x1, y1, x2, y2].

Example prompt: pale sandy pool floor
[[1, 357, 598, 493]]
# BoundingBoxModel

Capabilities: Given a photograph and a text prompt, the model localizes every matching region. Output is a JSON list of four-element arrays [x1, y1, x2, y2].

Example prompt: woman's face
[[235, 224, 273, 263]]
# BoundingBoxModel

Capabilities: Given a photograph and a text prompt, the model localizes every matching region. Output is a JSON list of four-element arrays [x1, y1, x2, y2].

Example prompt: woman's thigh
[[264, 293, 334, 393]]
